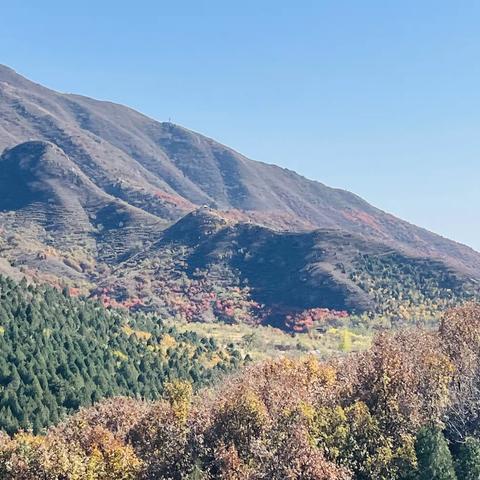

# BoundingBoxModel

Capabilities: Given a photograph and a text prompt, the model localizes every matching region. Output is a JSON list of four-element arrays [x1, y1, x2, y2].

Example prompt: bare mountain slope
[[0, 63, 479, 281]]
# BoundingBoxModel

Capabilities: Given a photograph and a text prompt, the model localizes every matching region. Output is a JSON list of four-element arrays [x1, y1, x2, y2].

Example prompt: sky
[[1, 1, 479, 250]]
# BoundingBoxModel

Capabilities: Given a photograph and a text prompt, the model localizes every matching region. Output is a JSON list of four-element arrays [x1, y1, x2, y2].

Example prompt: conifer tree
[[455, 437, 480, 480], [415, 427, 457, 480], [0, 275, 243, 433]]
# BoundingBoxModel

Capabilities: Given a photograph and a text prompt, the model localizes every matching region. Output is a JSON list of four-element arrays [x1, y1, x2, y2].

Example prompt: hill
[[1, 64, 479, 280], [98, 208, 479, 330], [0, 64, 479, 330]]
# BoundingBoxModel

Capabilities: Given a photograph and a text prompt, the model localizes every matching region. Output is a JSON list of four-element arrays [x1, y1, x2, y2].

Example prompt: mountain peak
[[161, 207, 232, 246], [1, 140, 79, 178], [4, 139, 63, 155], [0, 139, 93, 218]]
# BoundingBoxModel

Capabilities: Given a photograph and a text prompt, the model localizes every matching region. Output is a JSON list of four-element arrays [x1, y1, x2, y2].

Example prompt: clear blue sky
[[1, 1, 479, 250]]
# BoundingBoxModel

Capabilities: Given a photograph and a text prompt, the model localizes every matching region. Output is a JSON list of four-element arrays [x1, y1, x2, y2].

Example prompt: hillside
[[1, 65, 480, 480], [0, 275, 243, 434], [1, 64, 479, 280], [0, 144, 478, 330], [0, 140, 164, 284], [98, 208, 479, 331], [0, 65, 479, 332]]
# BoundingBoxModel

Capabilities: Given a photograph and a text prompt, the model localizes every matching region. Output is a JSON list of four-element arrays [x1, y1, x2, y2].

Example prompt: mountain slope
[[1, 64, 479, 279], [97, 208, 479, 331], [0, 140, 165, 282]]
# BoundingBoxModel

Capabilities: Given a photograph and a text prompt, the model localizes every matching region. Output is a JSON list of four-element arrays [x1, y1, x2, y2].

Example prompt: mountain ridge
[[0, 64, 479, 329], [1, 63, 478, 278], [69, 207, 476, 331]]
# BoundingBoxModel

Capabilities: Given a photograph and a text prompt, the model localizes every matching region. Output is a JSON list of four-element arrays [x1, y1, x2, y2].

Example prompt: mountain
[[0, 64, 479, 330], [1, 65, 479, 276], [0, 140, 164, 280]]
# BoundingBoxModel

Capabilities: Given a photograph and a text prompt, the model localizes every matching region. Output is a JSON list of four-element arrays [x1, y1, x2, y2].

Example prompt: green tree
[[0, 275, 244, 433], [415, 427, 457, 480], [455, 437, 480, 480]]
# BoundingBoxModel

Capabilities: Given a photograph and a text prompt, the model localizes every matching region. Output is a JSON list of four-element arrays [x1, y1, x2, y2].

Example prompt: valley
[[0, 63, 479, 480]]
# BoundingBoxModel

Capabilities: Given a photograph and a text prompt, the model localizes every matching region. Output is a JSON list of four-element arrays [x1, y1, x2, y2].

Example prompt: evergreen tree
[[455, 437, 480, 480], [415, 427, 457, 480]]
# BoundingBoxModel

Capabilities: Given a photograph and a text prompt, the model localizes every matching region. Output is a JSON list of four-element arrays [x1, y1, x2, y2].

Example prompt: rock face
[[0, 64, 478, 329]]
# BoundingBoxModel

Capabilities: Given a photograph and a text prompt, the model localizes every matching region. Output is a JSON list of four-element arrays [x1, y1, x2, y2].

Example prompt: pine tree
[[455, 437, 480, 480], [415, 427, 457, 480]]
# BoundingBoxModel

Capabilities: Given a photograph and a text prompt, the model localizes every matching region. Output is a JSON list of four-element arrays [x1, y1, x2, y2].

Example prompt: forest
[[1, 300, 480, 479], [0, 275, 243, 434]]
